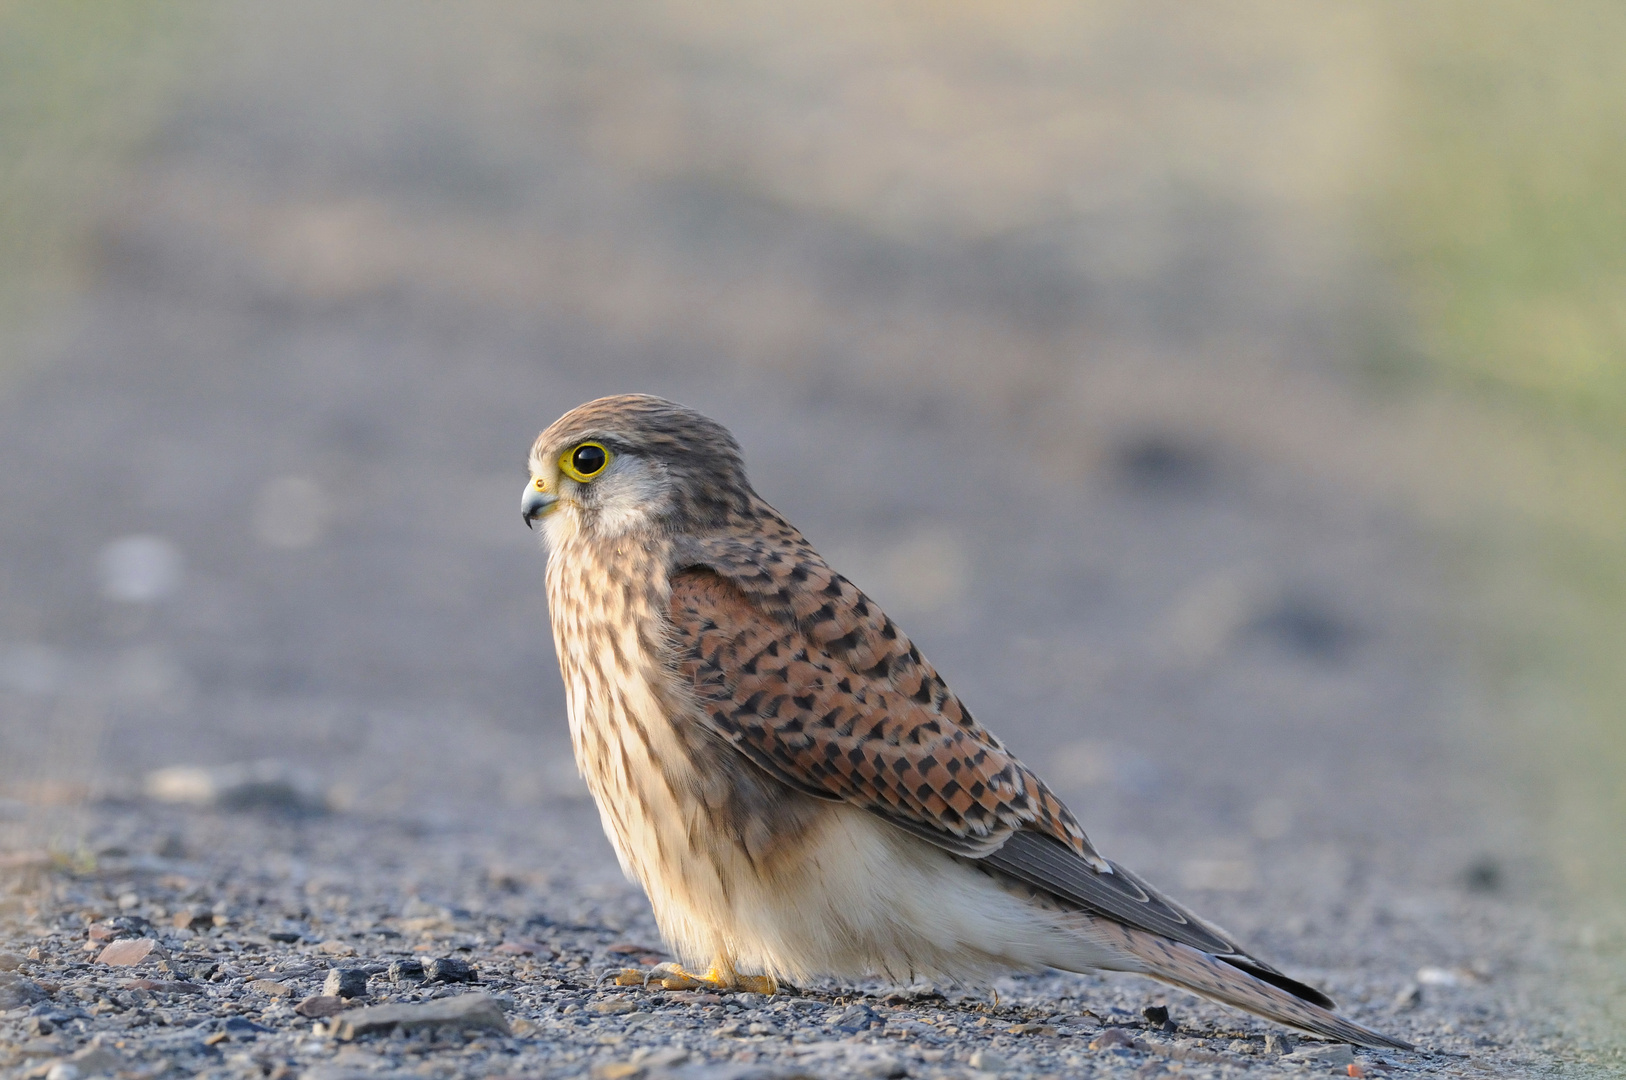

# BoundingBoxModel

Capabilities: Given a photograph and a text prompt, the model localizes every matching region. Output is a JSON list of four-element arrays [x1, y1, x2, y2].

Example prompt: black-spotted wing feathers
[[665, 518, 1321, 1001]]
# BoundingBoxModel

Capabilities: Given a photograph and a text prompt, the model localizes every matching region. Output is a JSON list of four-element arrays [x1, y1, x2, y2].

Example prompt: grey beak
[[522, 485, 556, 529]]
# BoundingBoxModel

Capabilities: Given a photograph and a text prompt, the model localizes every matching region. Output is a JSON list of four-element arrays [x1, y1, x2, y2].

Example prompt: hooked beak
[[522, 483, 557, 528]]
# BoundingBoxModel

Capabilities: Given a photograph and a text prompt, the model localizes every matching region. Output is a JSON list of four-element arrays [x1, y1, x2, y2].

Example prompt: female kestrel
[[522, 394, 1409, 1050]]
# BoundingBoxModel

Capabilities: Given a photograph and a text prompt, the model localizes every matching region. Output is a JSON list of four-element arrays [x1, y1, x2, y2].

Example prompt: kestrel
[[522, 394, 1409, 1050]]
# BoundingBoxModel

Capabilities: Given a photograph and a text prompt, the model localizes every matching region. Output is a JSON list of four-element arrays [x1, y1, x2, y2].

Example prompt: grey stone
[[0, 972, 47, 1010], [295, 994, 352, 1018], [590, 996, 638, 1015], [1282, 1042, 1355, 1068], [833, 1003, 879, 1033], [221, 1016, 272, 1036], [1264, 1032, 1297, 1055], [323, 967, 369, 998], [967, 1048, 1008, 1071], [386, 958, 424, 983], [422, 956, 476, 983], [332, 992, 511, 1040]]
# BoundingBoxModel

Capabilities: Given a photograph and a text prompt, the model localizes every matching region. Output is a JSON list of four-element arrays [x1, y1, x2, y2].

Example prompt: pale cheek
[[541, 508, 579, 549], [591, 475, 669, 537]]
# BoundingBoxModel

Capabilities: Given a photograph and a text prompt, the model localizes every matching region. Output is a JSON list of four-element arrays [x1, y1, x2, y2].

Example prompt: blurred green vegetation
[[1379, 1, 1626, 893], [0, 0, 207, 376]]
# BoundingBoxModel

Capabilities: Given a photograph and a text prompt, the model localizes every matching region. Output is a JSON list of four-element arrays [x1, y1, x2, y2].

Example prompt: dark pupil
[[573, 444, 606, 476]]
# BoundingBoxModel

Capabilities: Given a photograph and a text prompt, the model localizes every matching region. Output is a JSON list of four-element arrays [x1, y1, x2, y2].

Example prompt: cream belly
[[561, 658, 1126, 986]]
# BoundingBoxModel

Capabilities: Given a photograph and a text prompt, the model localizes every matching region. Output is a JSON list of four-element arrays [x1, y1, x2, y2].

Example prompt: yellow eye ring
[[560, 441, 611, 482]]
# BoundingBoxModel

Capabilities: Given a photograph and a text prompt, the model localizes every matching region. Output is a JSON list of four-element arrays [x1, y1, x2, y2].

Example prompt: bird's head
[[524, 394, 752, 544]]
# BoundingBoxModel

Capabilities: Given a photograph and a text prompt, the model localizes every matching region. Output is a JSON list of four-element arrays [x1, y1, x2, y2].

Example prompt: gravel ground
[[0, 798, 1610, 1080], [1, 4, 1623, 1079]]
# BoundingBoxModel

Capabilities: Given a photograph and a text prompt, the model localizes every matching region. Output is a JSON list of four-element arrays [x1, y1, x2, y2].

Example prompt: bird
[[522, 393, 1410, 1051]]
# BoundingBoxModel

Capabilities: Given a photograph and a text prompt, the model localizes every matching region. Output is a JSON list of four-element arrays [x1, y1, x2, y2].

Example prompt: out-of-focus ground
[[0, 2, 1622, 1075]]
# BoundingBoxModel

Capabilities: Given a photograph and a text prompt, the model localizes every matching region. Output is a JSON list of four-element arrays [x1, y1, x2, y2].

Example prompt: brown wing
[[668, 519, 1305, 979], [667, 526, 1099, 863]]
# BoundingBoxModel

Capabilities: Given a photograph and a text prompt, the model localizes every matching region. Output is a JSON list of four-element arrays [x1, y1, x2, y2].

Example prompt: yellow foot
[[644, 963, 777, 995], [726, 972, 778, 996]]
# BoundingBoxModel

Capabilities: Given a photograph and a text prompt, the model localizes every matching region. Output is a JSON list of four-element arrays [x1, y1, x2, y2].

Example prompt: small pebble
[[1264, 1032, 1296, 1055], [249, 978, 295, 998], [834, 1003, 880, 1033], [1283, 1043, 1355, 1068], [295, 994, 351, 1018], [323, 967, 369, 998], [96, 939, 162, 966], [387, 958, 425, 983], [423, 956, 476, 983], [1090, 1027, 1139, 1050], [1142, 1003, 1176, 1031], [589, 996, 637, 1015], [968, 1048, 1008, 1071]]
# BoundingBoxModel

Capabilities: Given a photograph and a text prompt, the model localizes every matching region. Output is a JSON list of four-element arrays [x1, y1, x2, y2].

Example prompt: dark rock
[[331, 992, 511, 1040], [1462, 856, 1503, 894], [423, 956, 476, 983], [1114, 434, 1214, 494], [1251, 597, 1357, 661], [268, 930, 303, 943], [1142, 1004, 1176, 1032], [0, 972, 48, 1010], [386, 958, 425, 983], [222, 1016, 272, 1036], [323, 968, 369, 998]]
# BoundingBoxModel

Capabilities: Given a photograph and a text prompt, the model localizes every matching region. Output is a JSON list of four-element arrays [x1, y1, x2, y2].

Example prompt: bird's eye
[[560, 441, 610, 481]]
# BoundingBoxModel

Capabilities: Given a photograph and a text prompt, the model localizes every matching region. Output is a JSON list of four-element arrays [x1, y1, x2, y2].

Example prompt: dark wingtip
[[1217, 956, 1337, 1010]]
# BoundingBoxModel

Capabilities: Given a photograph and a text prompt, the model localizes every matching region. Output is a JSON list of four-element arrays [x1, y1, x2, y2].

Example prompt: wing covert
[[667, 549, 1098, 863]]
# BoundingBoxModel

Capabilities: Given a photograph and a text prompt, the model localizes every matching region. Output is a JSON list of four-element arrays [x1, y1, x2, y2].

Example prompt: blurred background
[[0, 0, 1621, 1031]]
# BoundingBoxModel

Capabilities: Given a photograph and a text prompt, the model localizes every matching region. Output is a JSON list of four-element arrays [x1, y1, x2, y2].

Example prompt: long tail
[[1098, 920, 1413, 1051]]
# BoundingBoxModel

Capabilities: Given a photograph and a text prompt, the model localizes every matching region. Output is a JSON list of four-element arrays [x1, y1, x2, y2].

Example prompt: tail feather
[[1098, 920, 1413, 1051]]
